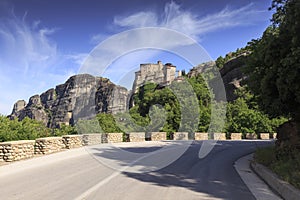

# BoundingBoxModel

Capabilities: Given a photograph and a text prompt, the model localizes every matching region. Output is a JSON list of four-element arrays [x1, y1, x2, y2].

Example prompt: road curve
[[0, 140, 273, 200]]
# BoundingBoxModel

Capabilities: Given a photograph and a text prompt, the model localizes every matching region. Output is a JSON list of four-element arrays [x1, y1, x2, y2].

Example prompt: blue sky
[[0, 0, 273, 115]]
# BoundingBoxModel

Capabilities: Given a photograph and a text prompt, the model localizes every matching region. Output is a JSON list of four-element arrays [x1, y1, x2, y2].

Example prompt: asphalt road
[[0, 140, 274, 200]]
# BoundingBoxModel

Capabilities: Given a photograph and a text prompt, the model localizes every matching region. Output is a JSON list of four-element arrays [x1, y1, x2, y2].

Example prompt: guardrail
[[0, 132, 275, 162]]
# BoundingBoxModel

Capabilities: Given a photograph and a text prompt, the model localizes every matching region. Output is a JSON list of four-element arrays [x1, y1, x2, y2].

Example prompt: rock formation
[[220, 54, 248, 101], [187, 54, 248, 102], [187, 61, 216, 78], [10, 74, 129, 128], [10, 57, 247, 127]]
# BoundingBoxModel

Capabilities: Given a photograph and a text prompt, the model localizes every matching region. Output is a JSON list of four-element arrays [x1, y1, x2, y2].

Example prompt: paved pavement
[[0, 140, 280, 200]]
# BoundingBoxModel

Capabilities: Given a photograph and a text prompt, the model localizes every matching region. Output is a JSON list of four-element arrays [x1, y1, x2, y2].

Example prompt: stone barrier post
[[230, 133, 242, 140], [194, 132, 208, 140], [246, 133, 257, 139], [103, 133, 123, 143], [35, 137, 64, 154], [62, 135, 83, 149], [260, 133, 270, 140], [174, 132, 189, 140], [213, 133, 226, 140], [0, 140, 35, 162], [82, 134, 102, 146], [150, 132, 167, 141], [129, 132, 145, 142]]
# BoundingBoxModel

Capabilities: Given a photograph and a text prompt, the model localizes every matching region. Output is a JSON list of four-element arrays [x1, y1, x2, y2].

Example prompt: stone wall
[[35, 137, 64, 155], [194, 132, 208, 140], [213, 133, 226, 140], [103, 133, 123, 143], [231, 133, 242, 140], [0, 131, 277, 162], [129, 132, 145, 142], [174, 132, 189, 140], [62, 135, 83, 149], [82, 134, 102, 146], [260, 133, 270, 140], [0, 140, 35, 162], [150, 132, 167, 141]]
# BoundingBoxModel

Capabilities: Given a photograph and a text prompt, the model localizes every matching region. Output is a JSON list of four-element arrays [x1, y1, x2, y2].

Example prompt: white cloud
[[90, 33, 111, 44], [81, 1, 269, 96], [114, 12, 158, 28], [0, 13, 80, 115], [113, 2, 267, 40]]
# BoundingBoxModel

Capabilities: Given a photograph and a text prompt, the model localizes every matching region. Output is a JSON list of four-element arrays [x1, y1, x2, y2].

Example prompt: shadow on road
[[90, 140, 273, 199]]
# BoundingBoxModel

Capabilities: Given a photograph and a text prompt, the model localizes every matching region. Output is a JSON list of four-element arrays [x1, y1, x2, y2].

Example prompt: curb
[[251, 161, 300, 200], [235, 154, 282, 199]]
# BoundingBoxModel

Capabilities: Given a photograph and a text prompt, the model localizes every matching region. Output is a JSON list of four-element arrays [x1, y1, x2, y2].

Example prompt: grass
[[254, 146, 300, 189]]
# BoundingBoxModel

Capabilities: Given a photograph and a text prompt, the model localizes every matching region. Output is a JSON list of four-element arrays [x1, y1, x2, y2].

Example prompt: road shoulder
[[251, 159, 300, 200], [234, 154, 282, 200]]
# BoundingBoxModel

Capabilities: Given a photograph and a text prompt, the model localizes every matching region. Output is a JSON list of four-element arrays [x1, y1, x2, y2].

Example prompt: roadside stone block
[[103, 133, 123, 143], [35, 137, 64, 154], [260, 133, 270, 140], [82, 134, 102, 146], [246, 133, 257, 139], [129, 132, 145, 142], [213, 133, 226, 140], [62, 135, 83, 149], [231, 133, 242, 140], [0, 140, 35, 162], [150, 132, 167, 141], [194, 132, 208, 140], [174, 132, 189, 140]]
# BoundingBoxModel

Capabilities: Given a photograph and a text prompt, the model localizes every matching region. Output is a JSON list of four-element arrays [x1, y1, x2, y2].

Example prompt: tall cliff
[[187, 54, 248, 101], [10, 74, 129, 128], [219, 54, 248, 101]]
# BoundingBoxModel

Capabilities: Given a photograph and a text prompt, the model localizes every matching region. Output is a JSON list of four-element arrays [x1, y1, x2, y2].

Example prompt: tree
[[0, 116, 50, 142], [245, 0, 300, 158], [246, 0, 300, 122], [97, 113, 122, 133], [215, 56, 225, 69], [225, 97, 286, 136]]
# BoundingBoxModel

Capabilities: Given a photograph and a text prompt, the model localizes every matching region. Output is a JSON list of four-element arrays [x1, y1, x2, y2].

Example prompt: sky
[[0, 0, 273, 115]]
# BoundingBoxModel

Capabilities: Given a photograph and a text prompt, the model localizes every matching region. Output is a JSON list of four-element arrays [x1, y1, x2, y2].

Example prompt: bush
[[53, 124, 77, 136], [0, 115, 78, 142], [254, 146, 276, 166], [254, 146, 300, 189], [0, 116, 50, 142]]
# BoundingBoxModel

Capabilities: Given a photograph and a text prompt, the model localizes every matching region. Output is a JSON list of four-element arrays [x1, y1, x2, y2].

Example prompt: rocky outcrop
[[220, 54, 248, 101], [187, 61, 216, 78], [11, 100, 26, 113], [10, 74, 129, 128], [12, 95, 49, 125], [187, 54, 248, 102]]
